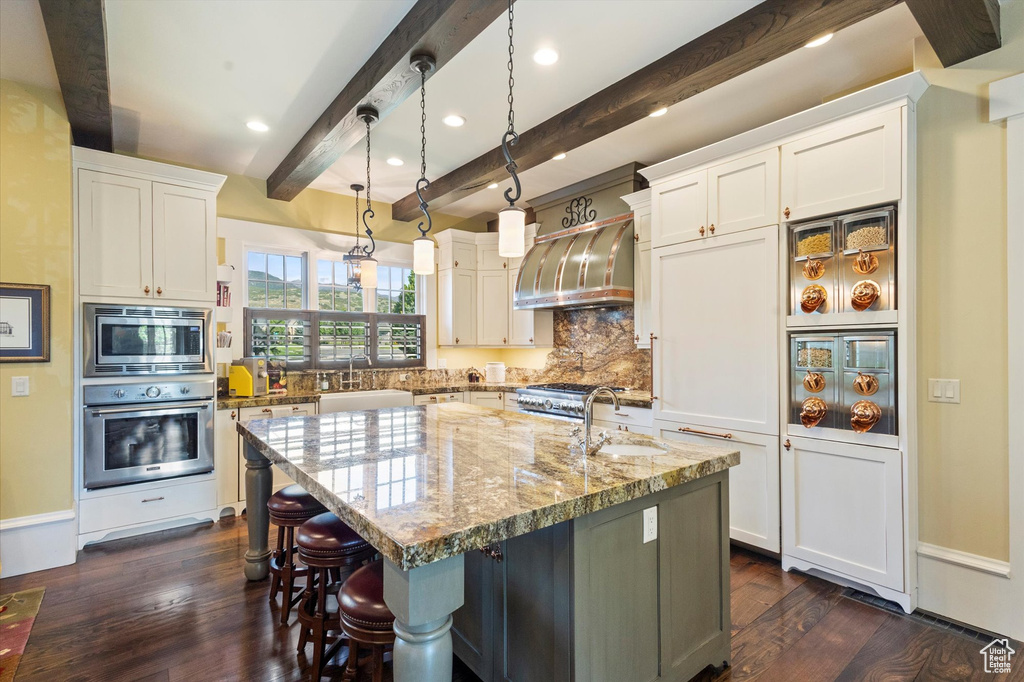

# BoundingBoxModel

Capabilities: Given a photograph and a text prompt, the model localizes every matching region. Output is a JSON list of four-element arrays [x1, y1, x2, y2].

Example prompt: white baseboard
[[0, 509, 78, 578], [917, 542, 1021, 640]]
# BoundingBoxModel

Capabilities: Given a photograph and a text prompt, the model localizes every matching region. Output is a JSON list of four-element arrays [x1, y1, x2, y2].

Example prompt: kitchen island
[[238, 403, 738, 682]]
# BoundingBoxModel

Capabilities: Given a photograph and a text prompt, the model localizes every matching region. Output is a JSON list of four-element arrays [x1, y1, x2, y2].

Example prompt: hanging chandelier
[[357, 105, 379, 289], [411, 53, 437, 276], [343, 183, 365, 288], [497, 0, 525, 258]]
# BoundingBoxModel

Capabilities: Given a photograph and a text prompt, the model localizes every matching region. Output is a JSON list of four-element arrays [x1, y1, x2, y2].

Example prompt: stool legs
[[268, 523, 307, 625]]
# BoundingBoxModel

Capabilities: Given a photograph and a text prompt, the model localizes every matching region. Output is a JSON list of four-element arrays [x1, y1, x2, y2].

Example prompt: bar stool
[[336, 560, 395, 682], [268, 485, 327, 625], [296, 512, 375, 679]]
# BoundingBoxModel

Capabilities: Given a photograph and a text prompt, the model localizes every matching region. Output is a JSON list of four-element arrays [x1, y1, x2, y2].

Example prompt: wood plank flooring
[[1, 517, 1020, 682]]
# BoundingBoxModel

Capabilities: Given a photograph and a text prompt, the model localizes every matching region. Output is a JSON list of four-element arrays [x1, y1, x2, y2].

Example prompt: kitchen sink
[[597, 443, 668, 457], [319, 389, 414, 414]]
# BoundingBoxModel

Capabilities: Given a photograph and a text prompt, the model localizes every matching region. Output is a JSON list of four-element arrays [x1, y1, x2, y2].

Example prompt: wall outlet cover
[[927, 378, 961, 404], [437, 358, 447, 369], [11, 376, 29, 397], [643, 506, 658, 543]]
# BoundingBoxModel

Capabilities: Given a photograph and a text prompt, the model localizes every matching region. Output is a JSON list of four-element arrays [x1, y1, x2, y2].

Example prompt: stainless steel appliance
[[790, 332, 896, 436], [84, 304, 212, 376], [83, 380, 215, 489], [790, 206, 896, 316], [516, 383, 626, 420]]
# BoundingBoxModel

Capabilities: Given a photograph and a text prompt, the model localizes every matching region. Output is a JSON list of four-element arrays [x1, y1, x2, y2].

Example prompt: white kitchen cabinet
[[438, 267, 476, 346], [476, 241, 507, 271], [152, 183, 217, 301], [782, 436, 904, 592], [214, 408, 241, 508], [78, 170, 154, 299], [652, 169, 706, 248], [707, 148, 780, 236], [651, 225, 780, 435], [508, 263, 553, 347], [622, 189, 653, 349], [781, 108, 902, 222], [79, 476, 217, 536], [469, 392, 505, 409], [657, 422, 779, 553], [414, 392, 465, 406], [236, 404, 312, 503], [477, 270, 509, 346]]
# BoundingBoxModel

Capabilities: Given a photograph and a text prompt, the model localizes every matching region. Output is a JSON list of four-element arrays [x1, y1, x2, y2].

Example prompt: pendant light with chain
[[411, 53, 437, 275], [343, 183, 365, 288], [497, 0, 525, 258], [357, 106, 379, 289]]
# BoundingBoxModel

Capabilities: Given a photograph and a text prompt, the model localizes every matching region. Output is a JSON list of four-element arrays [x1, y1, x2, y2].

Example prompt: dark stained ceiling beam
[[392, 0, 904, 221], [904, 0, 1001, 67], [267, 0, 508, 202], [38, 0, 113, 151]]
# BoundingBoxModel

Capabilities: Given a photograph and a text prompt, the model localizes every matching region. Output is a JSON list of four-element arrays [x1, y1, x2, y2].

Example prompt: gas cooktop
[[525, 383, 626, 395]]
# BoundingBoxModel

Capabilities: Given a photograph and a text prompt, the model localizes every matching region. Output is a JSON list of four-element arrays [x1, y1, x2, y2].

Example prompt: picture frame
[[0, 283, 51, 363]]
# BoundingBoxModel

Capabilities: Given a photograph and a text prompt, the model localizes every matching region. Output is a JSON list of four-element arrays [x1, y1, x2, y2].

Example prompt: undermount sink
[[597, 443, 668, 457], [319, 389, 413, 414]]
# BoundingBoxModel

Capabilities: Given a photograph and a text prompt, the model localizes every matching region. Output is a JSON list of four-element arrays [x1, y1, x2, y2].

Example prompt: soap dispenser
[[321, 372, 330, 391]]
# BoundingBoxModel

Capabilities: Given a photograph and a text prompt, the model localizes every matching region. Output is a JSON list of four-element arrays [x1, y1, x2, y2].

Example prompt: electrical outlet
[[928, 378, 961, 404], [399, 373, 410, 381], [643, 506, 658, 543], [11, 376, 29, 397], [437, 358, 447, 369]]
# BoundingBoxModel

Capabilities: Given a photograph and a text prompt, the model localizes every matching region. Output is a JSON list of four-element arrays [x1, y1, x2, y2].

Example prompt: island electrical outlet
[[643, 506, 658, 543]]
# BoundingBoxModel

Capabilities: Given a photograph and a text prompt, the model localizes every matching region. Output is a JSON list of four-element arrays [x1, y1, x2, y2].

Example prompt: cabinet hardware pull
[[699, 226, 705, 236], [529, 337, 533, 343], [156, 287, 163, 295], [455, 337, 460, 344], [291, 406, 300, 411], [784, 438, 792, 451], [480, 544, 503, 562], [503, 262, 507, 269], [141, 496, 165, 503], [784, 207, 791, 219], [429, 396, 438, 402], [262, 408, 273, 413], [144, 286, 151, 294], [613, 411, 628, 416], [634, 233, 640, 242], [678, 427, 733, 440], [503, 337, 507, 344], [708, 224, 715, 235], [230, 411, 236, 419], [454, 260, 459, 267]]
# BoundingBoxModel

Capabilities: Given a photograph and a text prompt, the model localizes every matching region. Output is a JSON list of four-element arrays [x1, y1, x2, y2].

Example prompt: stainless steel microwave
[[84, 304, 213, 376]]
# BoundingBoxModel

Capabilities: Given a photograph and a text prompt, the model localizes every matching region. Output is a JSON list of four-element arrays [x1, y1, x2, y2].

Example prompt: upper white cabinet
[[651, 225, 779, 435], [622, 189, 652, 349], [652, 169, 706, 247], [781, 108, 901, 222], [74, 148, 226, 303], [707, 148, 780, 236], [477, 270, 509, 346], [438, 267, 476, 346]]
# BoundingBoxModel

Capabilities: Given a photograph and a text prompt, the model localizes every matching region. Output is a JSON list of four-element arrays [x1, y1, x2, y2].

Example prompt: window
[[376, 266, 417, 314], [318, 313, 370, 364], [248, 251, 304, 309], [246, 310, 313, 369], [317, 259, 364, 312]]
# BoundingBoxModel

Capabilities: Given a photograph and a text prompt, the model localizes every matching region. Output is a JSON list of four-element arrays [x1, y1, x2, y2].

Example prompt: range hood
[[514, 213, 634, 310]]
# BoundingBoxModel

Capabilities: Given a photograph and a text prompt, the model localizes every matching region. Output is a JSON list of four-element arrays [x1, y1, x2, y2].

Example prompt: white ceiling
[[0, 0, 924, 220]]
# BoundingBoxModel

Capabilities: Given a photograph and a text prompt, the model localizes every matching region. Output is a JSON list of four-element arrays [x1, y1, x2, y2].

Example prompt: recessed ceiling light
[[386, 157, 404, 166], [533, 48, 559, 66], [649, 107, 669, 118], [488, 183, 499, 189], [246, 120, 269, 132], [804, 33, 834, 48], [443, 114, 466, 127], [552, 152, 566, 161]]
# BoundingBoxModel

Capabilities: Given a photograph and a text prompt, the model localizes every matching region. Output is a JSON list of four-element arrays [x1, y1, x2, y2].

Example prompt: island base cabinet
[[782, 436, 904, 594], [453, 471, 730, 682]]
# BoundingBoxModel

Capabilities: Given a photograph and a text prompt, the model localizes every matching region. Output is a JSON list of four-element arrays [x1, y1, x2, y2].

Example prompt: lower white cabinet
[[657, 422, 780, 553], [414, 392, 465, 406], [782, 436, 904, 592], [79, 476, 217, 535], [469, 392, 505, 409], [214, 408, 240, 507], [235, 404, 313, 503]]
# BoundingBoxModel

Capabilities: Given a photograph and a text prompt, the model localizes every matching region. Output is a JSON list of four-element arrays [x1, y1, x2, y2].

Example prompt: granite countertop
[[237, 403, 737, 571], [218, 383, 653, 410]]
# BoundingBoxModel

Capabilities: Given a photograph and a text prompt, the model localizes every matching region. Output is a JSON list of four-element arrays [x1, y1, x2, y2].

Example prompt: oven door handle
[[90, 402, 212, 416]]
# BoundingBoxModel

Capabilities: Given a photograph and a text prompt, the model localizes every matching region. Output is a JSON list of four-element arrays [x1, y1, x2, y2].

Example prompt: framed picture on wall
[[0, 283, 51, 362]]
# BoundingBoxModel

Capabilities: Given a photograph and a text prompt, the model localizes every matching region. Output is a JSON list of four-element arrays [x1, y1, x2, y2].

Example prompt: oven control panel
[[84, 380, 215, 406]]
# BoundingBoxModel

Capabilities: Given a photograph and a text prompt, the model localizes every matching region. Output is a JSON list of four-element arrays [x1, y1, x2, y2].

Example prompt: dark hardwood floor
[[1, 516, 1019, 682]]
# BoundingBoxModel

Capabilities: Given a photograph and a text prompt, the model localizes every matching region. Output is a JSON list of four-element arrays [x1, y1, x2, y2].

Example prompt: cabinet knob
[[156, 287, 163, 295], [230, 411, 236, 419], [784, 207, 791, 219], [144, 286, 151, 294], [699, 226, 705, 236], [454, 260, 459, 268], [503, 337, 507, 344], [635, 334, 640, 342], [634, 233, 640, 242], [503, 262, 507, 269], [708, 224, 715, 235], [784, 438, 792, 451], [529, 337, 533, 343], [455, 337, 460, 344]]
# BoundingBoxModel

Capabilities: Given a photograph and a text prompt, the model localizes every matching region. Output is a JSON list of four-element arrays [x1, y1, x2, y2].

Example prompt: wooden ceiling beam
[[267, 0, 507, 202], [391, 0, 903, 221], [38, 0, 113, 152], [904, 0, 1001, 67]]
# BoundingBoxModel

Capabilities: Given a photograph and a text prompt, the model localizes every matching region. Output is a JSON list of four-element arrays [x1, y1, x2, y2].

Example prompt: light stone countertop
[[237, 403, 737, 570]]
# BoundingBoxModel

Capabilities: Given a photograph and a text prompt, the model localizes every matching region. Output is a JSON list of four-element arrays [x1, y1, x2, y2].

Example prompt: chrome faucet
[[571, 386, 620, 455]]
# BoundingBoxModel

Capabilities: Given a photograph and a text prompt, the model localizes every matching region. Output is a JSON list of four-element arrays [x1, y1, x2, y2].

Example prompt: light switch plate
[[437, 358, 447, 369], [11, 376, 29, 397], [928, 378, 961, 404], [643, 506, 658, 543]]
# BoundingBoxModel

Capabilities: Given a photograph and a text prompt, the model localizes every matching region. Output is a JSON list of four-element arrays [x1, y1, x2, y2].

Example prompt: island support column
[[242, 441, 272, 581], [384, 554, 465, 682]]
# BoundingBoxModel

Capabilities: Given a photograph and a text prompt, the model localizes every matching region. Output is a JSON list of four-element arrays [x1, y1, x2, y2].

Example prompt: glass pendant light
[[411, 53, 437, 276], [358, 106, 379, 289], [498, 0, 525, 258], [343, 183, 365, 288]]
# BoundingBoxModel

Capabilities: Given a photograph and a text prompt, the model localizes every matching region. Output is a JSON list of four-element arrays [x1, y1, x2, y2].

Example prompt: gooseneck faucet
[[571, 386, 620, 455]]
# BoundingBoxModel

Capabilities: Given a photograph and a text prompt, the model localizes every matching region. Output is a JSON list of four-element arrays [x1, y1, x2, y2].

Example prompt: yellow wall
[[915, 1, 1023, 561], [0, 80, 74, 520]]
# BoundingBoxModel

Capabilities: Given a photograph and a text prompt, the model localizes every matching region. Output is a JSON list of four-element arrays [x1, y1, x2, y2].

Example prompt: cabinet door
[[439, 268, 476, 346], [477, 270, 509, 346], [477, 242, 507, 271], [214, 408, 240, 507], [707, 148, 780, 236], [469, 392, 504, 409], [152, 183, 217, 302], [651, 169, 706, 248], [782, 437, 903, 591], [652, 225, 779, 434], [452, 548, 496, 681], [508, 265, 547, 346], [634, 241, 652, 348], [781, 108, 902, 222], [657, 422, 780, 552], [78, 169, 153, 298]]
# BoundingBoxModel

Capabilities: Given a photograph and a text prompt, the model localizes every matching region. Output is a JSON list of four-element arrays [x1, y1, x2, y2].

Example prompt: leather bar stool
[[336, 560, 395, 682], [268, 485, 327, 625], [296, 512, 375, 679]]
